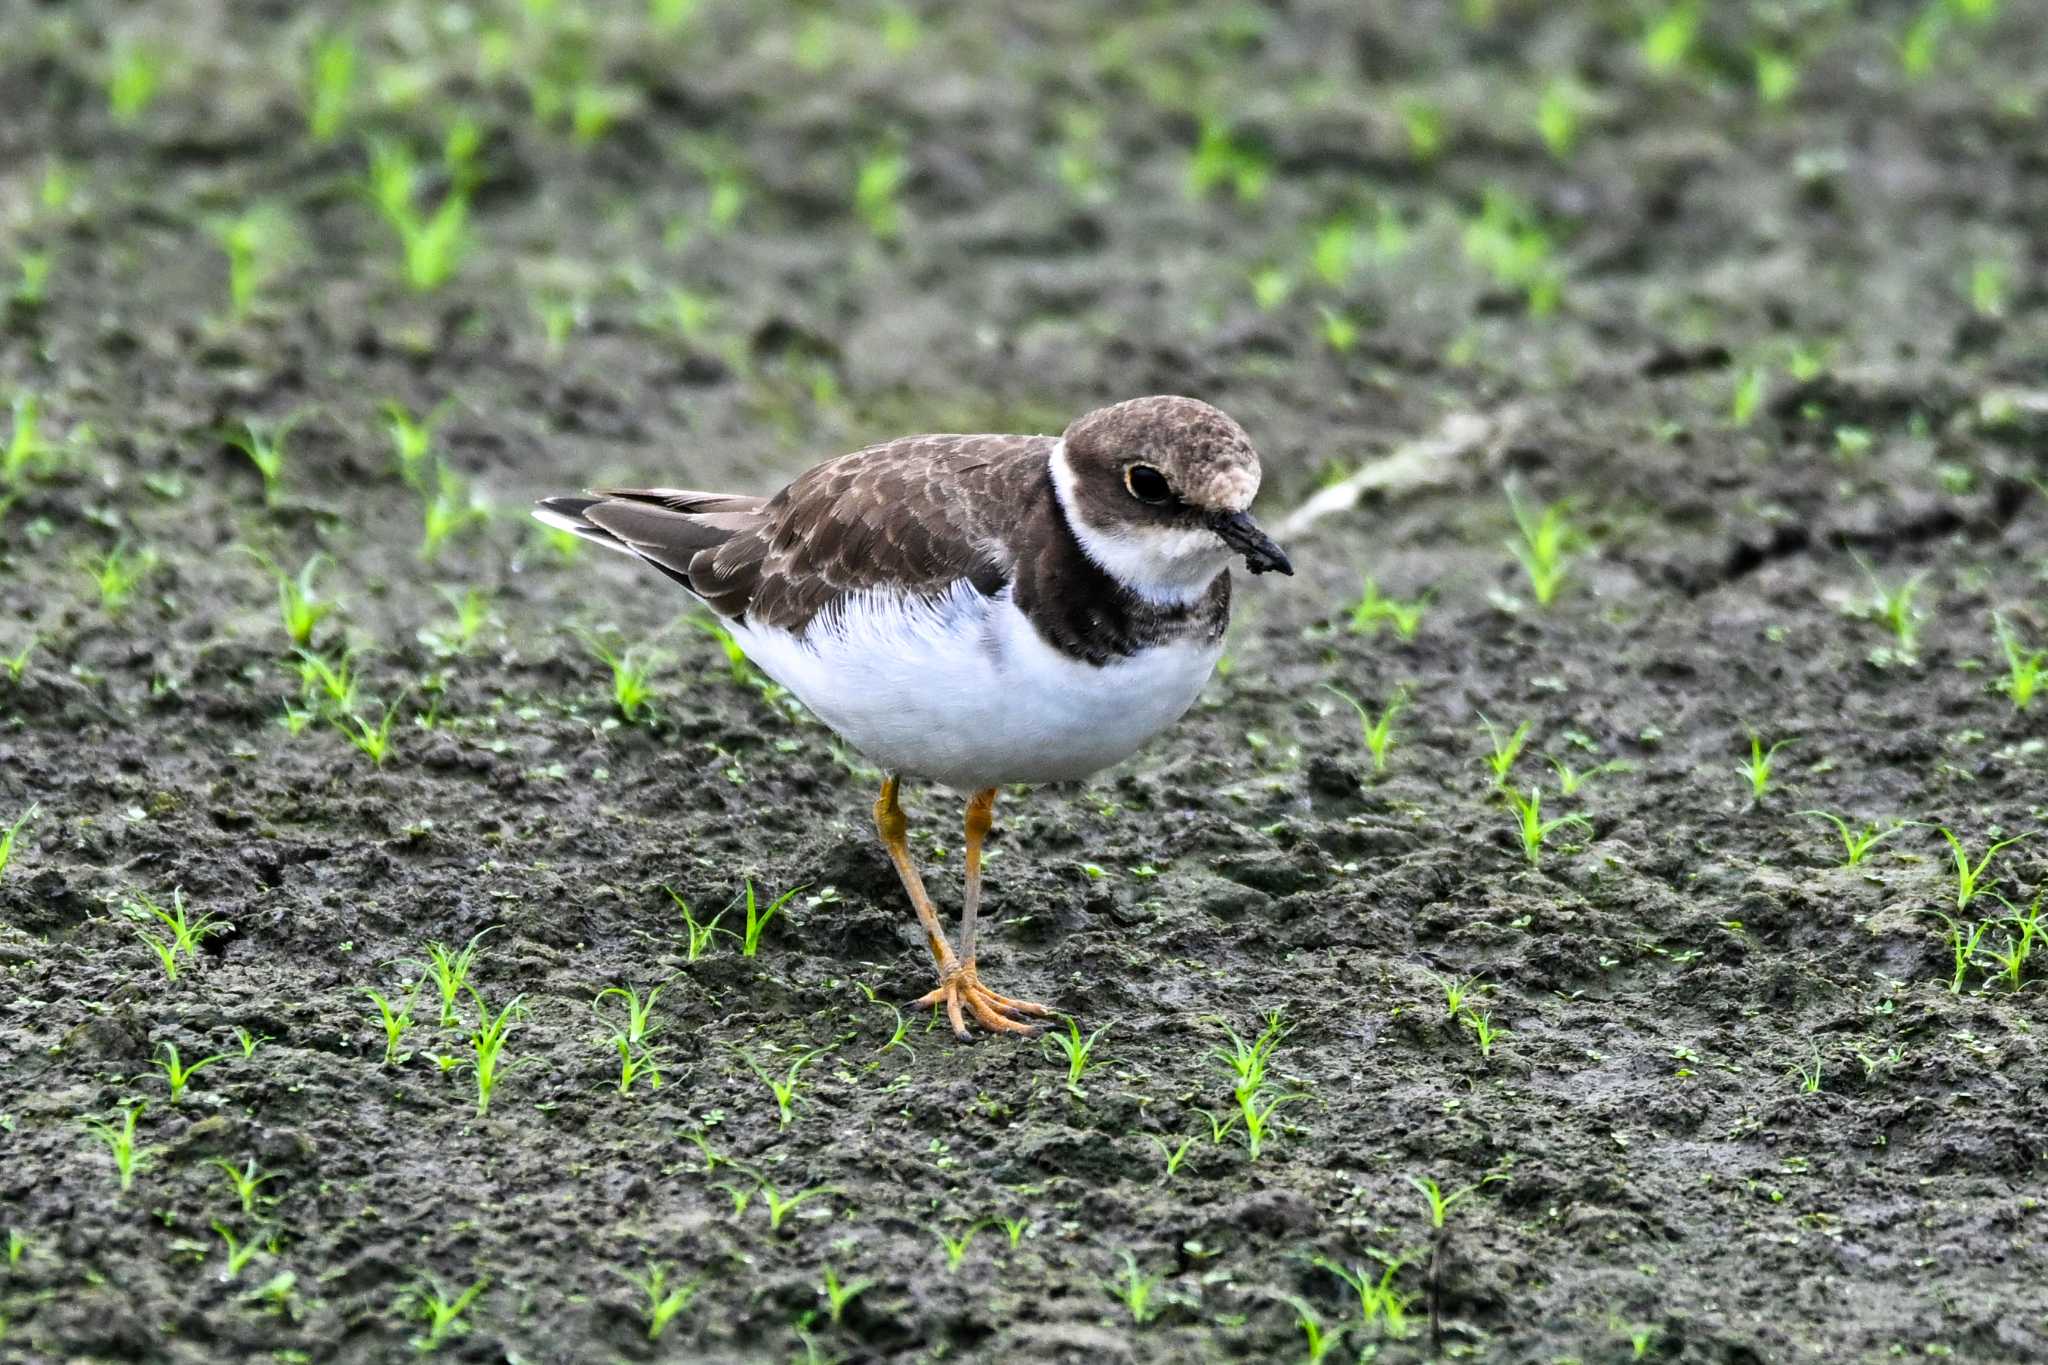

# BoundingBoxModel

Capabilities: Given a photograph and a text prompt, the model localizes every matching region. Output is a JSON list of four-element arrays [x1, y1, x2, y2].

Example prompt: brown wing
[[536, 434, 1056, 633]]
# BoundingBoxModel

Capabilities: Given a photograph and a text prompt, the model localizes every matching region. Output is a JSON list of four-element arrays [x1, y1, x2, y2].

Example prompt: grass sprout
[[1926, 910, 1991, 993], [1409, 1172, 1505, 1229], [1547, 757, 1628, 796], [1324, 684, 1405, 774], [737, 880, 803, 957], [1800, 811, 1907, 868], [0, 802, 37, 879], [595, 984, 665, 1095], [1042, 1017, 1111, 1099], [1940, 827, 2026, 911], [1504, 484, 1579, 604], [665, 887, 732, 961], [1315, 1254, 1414, 1337], [83, 541, 158, 617], [212, 1155, 281, 1215], [336, 696, 404, 766], [1106, 1250, 1165, 1324], [419, 464, 489, 561], [366, 138, 472, 292], [1992, 614, 2044, 709], [125, 888, 228, 980], [80, 1103, 147, 1192], [363, 984, 419, 1065], [153, 1042, 229, 1102], [1506, 781, 1594, 866], [465, 986, 528, 1116], [4, 392, 47, 485], [382, 399, 452, 489], [403, 1276, 487, 1352], [223, 414, 304, 505], [1852, 556, 1926, 659], [820, 1266, 873, 1324], [306, 31, 356, 141], [736, 1042, 833, 1126], [1479, 715, 1532, 788], [625, 1263, 697, 1340], [213, 207, 292, 320], [413, 927, 494, 1026], [1738, 730, 1794, 802], [584, 636, 664, 722]]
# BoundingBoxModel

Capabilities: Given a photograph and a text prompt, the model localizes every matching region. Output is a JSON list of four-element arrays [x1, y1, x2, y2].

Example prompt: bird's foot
[[912, 959, 1052, 1040]]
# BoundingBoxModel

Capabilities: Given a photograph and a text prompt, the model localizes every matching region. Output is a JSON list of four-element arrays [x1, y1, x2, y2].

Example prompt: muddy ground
[[3, 1, 2046, 1362]]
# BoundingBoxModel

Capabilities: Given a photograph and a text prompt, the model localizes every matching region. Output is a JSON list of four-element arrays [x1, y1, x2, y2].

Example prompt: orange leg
[[908, 786, 1052, 1039]]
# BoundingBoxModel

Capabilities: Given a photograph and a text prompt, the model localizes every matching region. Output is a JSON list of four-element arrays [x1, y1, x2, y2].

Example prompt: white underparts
[[1047, 439, 1232, 608]]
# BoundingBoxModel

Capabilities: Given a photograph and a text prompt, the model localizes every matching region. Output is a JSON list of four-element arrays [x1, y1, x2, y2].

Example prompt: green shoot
[[1940, 828, 2026, 911], [2, 636, 34, 681], [1799, 811, 1907, 868], [414, 928, 493, 1026], [213, 208, 291, 320], [665, 887, 731, 961], [1504, 485, 1578, 605], [335, 697, 403, 766], [4, 393, 46, 485], [1187, 117, 1272, 201], [1730, 364, 1768, 426], [736, 1043, 831, 1126], [1237, 1087, 1307, 1161], [853, 145, 908, 240], [213, 1221, 264, 1280], [739, 880, 803, 957], [820, 1266, 873, 1324], [625, 1263, 697, 1340], [1430, 972, 1478, 1017], [1147, 1133, 1193, 1180], [80, 1103, 147, 1192], [153, 1042, 229, 1102], [595, 984, 665, 1095], [1346, 578, 1426, 639], [759, 1180, 838, 1231], [1547, 757, 1628, 796], [382, 399, 451, 489], [403, 1277, 488, 1353], [426, 587, 490, 656], [1791, 1044, 1823, 1094], [223, 414, 303, 505], [998, 1215, 1030, 1249], [1408, 1172, 1505, 1229], [465, 986, 527, 1117], [1479, 715, 1532, 789], [1853, 557, 1926, 657], [124, 888, 228, 980], [292, 647, 359, 715], [366, 139, 472, 292], [1273, 1293, 1343, 1364], [1324, 684, 1405, 774], [233, 1027, 270, 1057], [1042, 1017, 1111, 1099], [1463, 189, 1560, 314], [1535, 78, 1585, 159], [1738, 730, 1794, 802], [83, 541, 158, 617], [1983, 891, 2042, 992], [584, 637, 663, 722], [419, 464, 488, 561], [106, 43, 161, 123], [363, 984, 419, 1065], [1106, 1251, 1165, 1324], [1314, 1255, 1414, 1335], [0, 802, 37, 879], [1641, 2, 1699, 73], [211, 1155, 280, 1215], [1992, 614, 2044, 710], [1460, 1009, 1506, 1057], [936, 1221, 984, 1272], [262, 554, 333, 648], [306, 31, 357, 141], [1925, 910, 1991, 993]]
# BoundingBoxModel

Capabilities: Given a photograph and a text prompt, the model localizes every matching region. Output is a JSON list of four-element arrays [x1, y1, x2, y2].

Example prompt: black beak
[[1208, 509, 1293, 576]]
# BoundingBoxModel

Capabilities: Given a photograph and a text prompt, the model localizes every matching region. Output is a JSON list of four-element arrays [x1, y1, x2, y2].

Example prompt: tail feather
[[531, 488, 769, 598]]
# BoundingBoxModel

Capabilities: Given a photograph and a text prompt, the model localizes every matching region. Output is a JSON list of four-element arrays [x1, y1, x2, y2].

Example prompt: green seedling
[[3, 637, 34, 681], [1641, 1, 1699, 73], [584, 637, 663, 721], [153, 1042, 229, 1102], [1460, 1009, 1506, 1058], [233, 1027, 270, 1057], [306, 31, 356, 140], [1753, 47, 1799, 105], [998, 1215, 1031, 1249], [1548, 757, 1628, 796], [1210, 1009, 1288, 1100], [419, 464, 488, 561], [1479, 715, 1532, 788], [1186, 117, 1271, 202], [820, 1266, 873, 1324], [1925, 910, 1991, 993], [1504, 485, 1578, 604], [465, 986, 527, 1117], [292, 647, 359, 715], [1043, 1017, 1111, 1099], [363, 984, 419, 1065], [1505, 786, 1591, 865], [0, 802, 36, 879], [1463, 189, 1560, 314], [211, 1155, 280, 1215], [626, 1263, 697, 1340], [336, 697, 403, 765], [382, 400, 451, 489], [80, 1103, 147, 1192], [16, 251, 51, 308], [107, 43, 161, 122], [414, 928, 493, 1026], [854, 145, 908, 240], [254, 553, 333, 648], [595, 984, 665, 1095], [212, 1221, 265, 1280], [1730, 364, 1768, 426], [125, 888, 228, 980], [1738, 730, 1794, 801], [736, 1043, 832, 1126], [738, 880, 804, 957], [1940, 828, 2026, 911], [1315, 1254, 1414, 1335], [404, 1276, 487, 1352], [83, 541, 158, 617], [935, 1220, 984, 1272], [1409, 1172, 1505, 1229], [1397, 96, 1444, 161], [1346, 578, 1426, 639], [1993, 614, 2044, 709], [1273, 1293, 1343, 1363], [1536, 78, 1585, 158], [1236, 1086, 1306, 1161], [1800, 811, 1907, 868], [1853, 557, 1926, 656], [1106, 1250, 1165, 1324], [1430, 972, 1479, 1017], [223, 414, 303, 505], [7, 1229, 26, 1265], [1984, 891, 2042, 992], [1324, 684, 1405, 774], [366, 139, 472, 291], [759, 1180, 837, 1231], [1147, 1132, 1193, 1180], [213, 208, 291, 320], [427, 587, 490, 655], [1791, 1044, 1823, 1094], [4, 393, 45, 485], [665, 887, 732, 961]]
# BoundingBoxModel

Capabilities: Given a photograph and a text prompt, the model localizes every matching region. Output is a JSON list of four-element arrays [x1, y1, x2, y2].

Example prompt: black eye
[[1125, 464, 1172, 503]]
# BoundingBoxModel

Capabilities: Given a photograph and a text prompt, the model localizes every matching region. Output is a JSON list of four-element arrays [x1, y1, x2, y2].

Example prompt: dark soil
[[4, 2, 2046, 1362]]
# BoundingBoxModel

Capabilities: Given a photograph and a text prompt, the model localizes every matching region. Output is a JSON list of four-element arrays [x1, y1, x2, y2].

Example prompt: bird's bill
[[1207, 509, 1293, 576]]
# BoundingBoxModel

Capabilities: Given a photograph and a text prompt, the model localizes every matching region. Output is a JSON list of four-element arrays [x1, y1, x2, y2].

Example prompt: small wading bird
[[536, 396, 1291, 1038]]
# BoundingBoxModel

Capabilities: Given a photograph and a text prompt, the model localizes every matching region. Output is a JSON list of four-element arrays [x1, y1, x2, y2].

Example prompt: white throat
[[1048, 439, 1231, 607]]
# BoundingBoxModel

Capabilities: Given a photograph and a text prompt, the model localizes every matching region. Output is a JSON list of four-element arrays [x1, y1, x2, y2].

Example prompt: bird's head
[[1050, 395, 1292, 604]]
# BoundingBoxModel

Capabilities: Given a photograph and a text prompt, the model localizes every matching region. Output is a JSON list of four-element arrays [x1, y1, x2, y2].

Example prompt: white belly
[[728, 582, 1220, 790]]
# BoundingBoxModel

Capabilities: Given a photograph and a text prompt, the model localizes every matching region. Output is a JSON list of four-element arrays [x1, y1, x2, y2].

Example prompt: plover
[[536, 396, 1291, 1038]]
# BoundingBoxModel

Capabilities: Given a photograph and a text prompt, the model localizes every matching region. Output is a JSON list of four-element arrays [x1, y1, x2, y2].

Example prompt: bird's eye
[[1124, 464, 1172, 504]]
